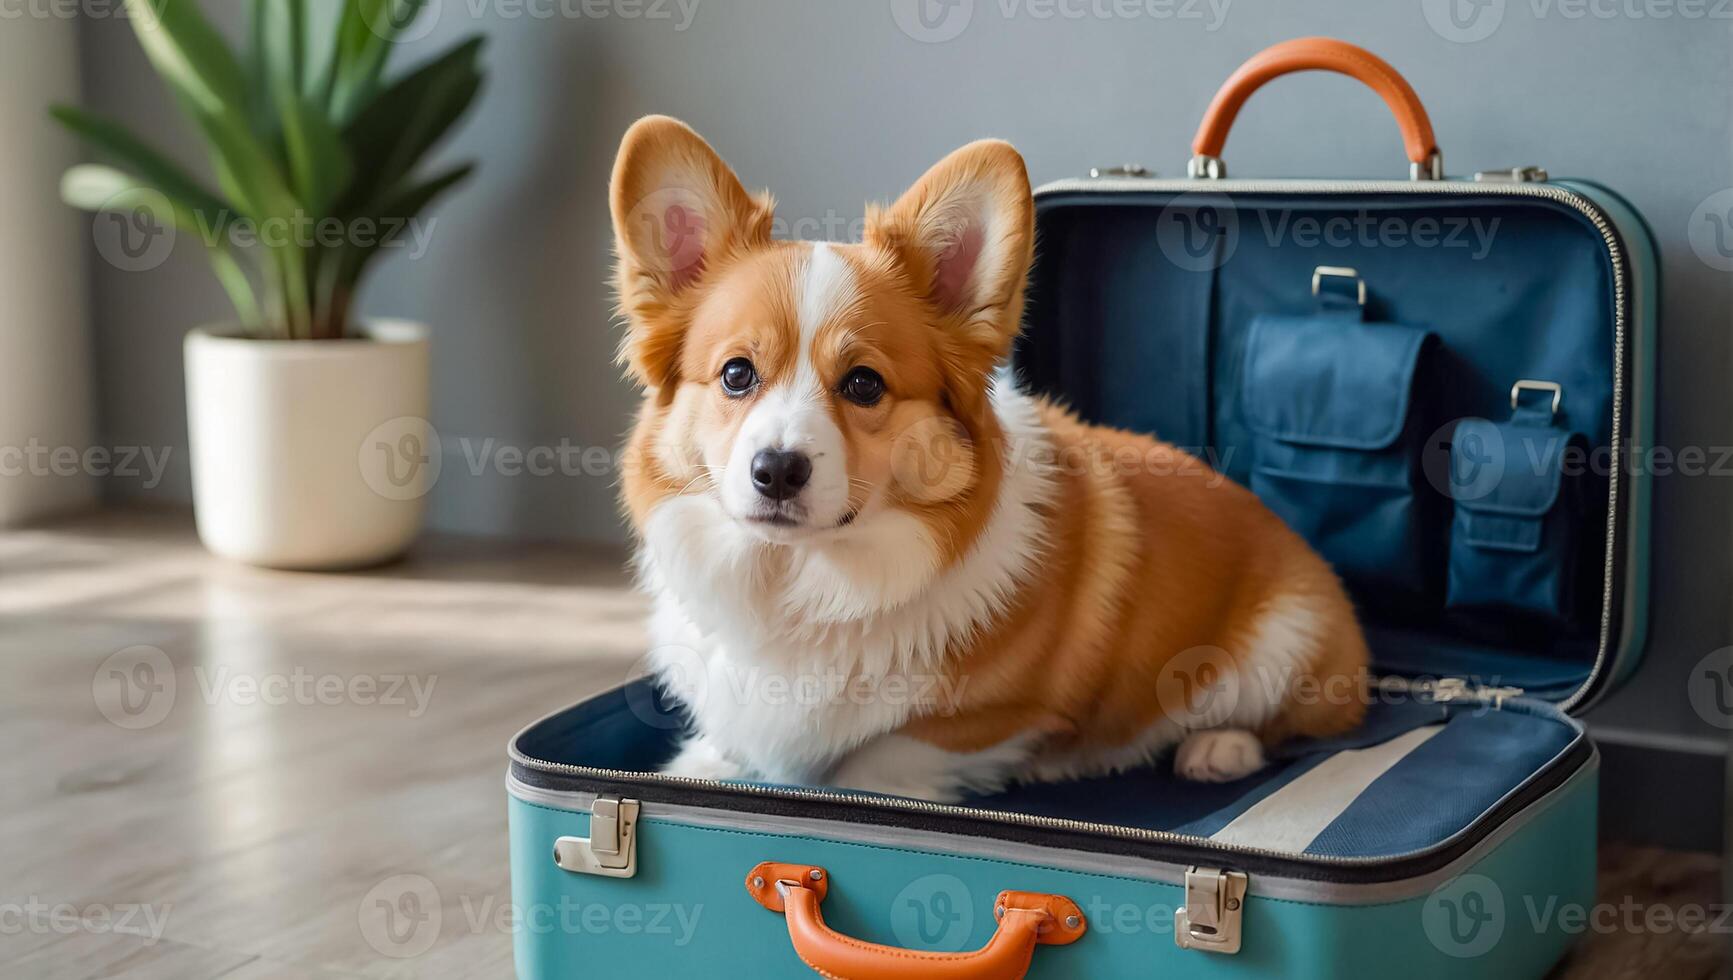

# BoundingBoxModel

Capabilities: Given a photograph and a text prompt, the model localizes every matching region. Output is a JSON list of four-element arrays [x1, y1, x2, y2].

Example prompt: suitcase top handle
[[745, 861, 1086, 979], [1190, 37, 1442, 181]]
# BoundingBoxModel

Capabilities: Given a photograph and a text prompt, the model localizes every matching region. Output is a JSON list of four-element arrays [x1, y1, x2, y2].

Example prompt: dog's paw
[[1174, 729, 1265, 783], [662, 737, 747, 781]]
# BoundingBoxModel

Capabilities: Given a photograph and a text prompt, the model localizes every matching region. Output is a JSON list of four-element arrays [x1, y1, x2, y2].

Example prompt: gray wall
[[79, 4, 1730, 752], [1, 12, 91, 524]]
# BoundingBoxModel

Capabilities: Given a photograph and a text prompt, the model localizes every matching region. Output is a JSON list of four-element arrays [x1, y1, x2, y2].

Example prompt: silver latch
[[1175, 867, 1248, 954], [1473, 166, 1548, 183], [553, 797, 640, 878], [1089, 165, 1153, 178]]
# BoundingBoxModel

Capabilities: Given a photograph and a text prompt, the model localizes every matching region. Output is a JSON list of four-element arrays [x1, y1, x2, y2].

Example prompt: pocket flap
[[1450, 418, 1579, 518], [1458, 509, 1545, 553], [1242, 313, 1433, 451]]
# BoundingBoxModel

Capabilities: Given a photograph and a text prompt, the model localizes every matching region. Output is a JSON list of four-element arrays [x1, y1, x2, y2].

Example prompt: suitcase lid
[[1012, 40, 1655, 713]]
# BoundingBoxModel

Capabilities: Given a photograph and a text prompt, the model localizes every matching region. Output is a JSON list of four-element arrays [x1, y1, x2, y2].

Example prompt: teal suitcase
[[507, 39, 1655, 978]]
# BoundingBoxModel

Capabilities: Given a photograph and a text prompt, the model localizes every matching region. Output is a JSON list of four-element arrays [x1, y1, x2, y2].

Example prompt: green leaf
[[318, 161, 472, 339], [326, 0, 432, 120], [376, 162, 473, 219], [49, 105, 233, 229], [123, 0, 249, 119], [123, 0, 301, 225], [337, 37, 482, 212], [338, 162, 472, 282], [61, 164, 197, 228], [74, 0, 483, 340], [251, 0, 308, 130], [260, 1, 351, 214], [260, 0, 308, 94], [278, 94, 353, 215], [61, 164, 261, 328], [207, 245, 264, 330]]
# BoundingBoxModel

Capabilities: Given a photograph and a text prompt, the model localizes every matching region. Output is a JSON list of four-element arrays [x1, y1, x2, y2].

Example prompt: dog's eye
[[839, 367, 886, 406], [720, 358, 757, 395]]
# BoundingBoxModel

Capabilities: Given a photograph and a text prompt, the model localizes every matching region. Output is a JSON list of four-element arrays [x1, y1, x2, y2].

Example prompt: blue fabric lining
[[1304, 708, 1577, 856], [1017, 191, 1615, 688], [517, 683, 1580, 861]]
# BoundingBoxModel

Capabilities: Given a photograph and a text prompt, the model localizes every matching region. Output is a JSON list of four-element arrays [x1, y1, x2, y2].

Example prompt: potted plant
[[51, 0, 484, 568]]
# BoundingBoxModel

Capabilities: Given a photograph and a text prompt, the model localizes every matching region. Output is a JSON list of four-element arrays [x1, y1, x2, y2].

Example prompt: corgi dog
[[610, 116, 1369, 802]]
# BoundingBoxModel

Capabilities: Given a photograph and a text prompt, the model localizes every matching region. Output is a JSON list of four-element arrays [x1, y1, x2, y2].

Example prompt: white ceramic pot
[[184, 321, 434, 569]]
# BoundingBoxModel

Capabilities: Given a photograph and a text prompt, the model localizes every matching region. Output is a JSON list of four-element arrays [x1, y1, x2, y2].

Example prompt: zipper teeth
[[512, 683, 1574, 871], [516, 755, 1380, 865], [514, 177, 1627, 870], [513, 727, 1587, 871]]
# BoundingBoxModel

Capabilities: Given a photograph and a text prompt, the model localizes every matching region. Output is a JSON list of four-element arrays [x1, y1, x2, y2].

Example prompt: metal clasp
[[1510, 379, 1563, 417], [1187, 154, 1226, 180], [553, 797, 640, 878], [1089, 165, 1153, 178], [1175, 867, 1248, 954], [1411, 149, 1445, 181], [1474, 166, 1549, 184], [1311, 265, 1366, 307]]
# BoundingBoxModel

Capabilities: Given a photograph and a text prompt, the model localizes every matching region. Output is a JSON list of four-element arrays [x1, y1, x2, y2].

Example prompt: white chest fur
[[635, 382, 1057, 783]]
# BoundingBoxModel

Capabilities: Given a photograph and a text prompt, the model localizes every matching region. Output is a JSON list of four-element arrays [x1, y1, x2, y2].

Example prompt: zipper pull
[[1429, 678, 1524, 708]]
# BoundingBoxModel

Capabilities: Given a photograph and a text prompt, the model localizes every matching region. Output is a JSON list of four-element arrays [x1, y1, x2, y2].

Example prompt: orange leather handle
[[1192, 37, 1439, 174], [746, 863, 1086, 980]]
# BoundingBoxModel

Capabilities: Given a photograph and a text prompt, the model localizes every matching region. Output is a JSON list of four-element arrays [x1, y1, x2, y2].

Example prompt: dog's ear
[[610, 116, 775, 389], [864, 140, 1034, 380]]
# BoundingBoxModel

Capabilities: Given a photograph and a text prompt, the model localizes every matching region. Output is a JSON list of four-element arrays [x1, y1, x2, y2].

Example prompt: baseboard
[[1592, 728, 1726, 853]]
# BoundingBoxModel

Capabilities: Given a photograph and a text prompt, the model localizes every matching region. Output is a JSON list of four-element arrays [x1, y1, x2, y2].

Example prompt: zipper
[[510, 698, 1589, 882], [1036, 175, 1630, 715]]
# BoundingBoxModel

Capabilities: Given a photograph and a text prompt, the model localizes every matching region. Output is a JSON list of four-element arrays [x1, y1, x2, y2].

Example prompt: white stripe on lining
[[1209, 724, 1446, 853]]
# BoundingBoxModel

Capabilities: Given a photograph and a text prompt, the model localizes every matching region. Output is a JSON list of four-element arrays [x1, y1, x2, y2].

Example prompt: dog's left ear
[[865, 140, 1034, 372]]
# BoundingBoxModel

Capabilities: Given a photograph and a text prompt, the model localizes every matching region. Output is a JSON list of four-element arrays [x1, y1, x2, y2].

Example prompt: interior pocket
[[1242, 311, 1436, 593], [1445, 416, 1585, 622]]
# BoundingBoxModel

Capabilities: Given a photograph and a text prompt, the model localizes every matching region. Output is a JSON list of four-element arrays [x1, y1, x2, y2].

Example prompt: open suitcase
[[508, 38, 1656, 978]]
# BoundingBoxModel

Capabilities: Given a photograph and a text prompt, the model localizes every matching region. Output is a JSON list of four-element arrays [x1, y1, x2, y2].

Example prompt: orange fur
[[610, 116, 1368, 777]]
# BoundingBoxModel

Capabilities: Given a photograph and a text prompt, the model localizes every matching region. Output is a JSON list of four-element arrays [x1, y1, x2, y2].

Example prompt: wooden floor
[[1, 508, 1725, 978]]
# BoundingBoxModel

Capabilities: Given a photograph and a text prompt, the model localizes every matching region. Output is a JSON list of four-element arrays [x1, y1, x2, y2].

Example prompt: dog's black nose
[[751, 449, 812, 501]]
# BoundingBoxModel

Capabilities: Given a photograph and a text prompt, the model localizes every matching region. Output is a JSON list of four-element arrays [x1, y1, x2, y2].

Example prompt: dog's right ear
[[610, 116, 775, 389]]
